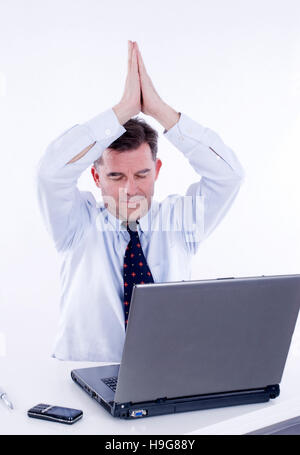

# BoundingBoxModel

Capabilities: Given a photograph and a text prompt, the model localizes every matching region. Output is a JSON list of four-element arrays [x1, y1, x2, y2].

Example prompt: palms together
[[131, 40, 164, 117]]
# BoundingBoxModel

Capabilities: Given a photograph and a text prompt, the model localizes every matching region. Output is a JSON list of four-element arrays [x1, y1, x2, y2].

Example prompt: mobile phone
[[27, 403, 83, 425]]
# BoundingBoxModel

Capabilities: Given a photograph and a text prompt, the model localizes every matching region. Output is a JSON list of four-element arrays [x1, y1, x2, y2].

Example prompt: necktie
[[123, 220, 154, 329]]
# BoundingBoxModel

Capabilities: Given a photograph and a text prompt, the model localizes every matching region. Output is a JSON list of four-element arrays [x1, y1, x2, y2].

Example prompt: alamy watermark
[[95, 193, 205, 242]]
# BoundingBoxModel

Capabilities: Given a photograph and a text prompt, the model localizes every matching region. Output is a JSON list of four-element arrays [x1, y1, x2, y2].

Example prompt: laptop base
[[71, 371, 279, 419]]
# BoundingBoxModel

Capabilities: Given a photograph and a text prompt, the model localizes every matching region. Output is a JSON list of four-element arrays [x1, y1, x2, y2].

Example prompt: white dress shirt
[[36, 107, 245, 362]]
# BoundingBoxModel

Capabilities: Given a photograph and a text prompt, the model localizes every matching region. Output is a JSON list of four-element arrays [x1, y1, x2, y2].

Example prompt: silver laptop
[[71, 274, 300, 419]]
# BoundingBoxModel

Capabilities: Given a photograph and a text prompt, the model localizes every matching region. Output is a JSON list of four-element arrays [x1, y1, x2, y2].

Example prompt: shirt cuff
[[163, 112, 207, 150], [163, 112, 245, 178], [83, 107, 127, 143]]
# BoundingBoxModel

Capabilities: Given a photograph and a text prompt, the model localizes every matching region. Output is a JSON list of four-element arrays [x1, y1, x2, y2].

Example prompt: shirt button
[[105, 128, 111, 136]]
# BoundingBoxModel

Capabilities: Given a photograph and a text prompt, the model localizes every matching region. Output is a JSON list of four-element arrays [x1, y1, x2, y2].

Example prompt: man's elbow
[[35, 143, 58, 182], [232, 163, 246, 185]]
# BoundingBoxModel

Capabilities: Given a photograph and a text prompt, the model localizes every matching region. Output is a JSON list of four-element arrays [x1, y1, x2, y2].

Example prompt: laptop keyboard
[[101, 376, 118, 392]]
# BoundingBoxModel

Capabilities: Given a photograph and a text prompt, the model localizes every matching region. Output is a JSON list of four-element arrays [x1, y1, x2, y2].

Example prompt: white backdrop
[[0, 0, 299, 372]]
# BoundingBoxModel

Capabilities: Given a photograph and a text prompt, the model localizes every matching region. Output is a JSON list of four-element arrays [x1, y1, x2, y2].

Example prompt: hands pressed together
[[113, 41, 180, 131]]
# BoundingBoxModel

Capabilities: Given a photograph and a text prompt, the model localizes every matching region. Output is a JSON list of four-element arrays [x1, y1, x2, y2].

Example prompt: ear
[[91, 166, 101, 189], [154, 158, 162, 181]]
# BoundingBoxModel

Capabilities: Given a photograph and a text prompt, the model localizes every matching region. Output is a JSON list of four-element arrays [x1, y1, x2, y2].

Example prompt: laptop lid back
[[114, 275, 300, 404]]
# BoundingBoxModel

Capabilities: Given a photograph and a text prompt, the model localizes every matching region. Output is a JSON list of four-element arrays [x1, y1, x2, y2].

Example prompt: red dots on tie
[[123, 224, 154, 330]]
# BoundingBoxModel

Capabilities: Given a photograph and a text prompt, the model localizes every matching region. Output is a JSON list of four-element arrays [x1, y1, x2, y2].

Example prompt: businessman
[[36, 41, 245, 362]]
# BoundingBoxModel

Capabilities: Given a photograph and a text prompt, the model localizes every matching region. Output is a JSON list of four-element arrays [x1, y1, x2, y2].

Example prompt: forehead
[[102, 142, 154, 171]]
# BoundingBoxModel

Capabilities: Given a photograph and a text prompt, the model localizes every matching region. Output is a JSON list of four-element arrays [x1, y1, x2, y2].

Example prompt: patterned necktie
[[123, 220, 154, 330]]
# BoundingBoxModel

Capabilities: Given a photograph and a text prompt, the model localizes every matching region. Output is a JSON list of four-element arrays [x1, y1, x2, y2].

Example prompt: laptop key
[[102, 376, 118, 392]]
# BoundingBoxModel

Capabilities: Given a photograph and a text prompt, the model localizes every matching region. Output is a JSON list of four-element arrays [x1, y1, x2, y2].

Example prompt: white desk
[[1, 335, 300, 435]]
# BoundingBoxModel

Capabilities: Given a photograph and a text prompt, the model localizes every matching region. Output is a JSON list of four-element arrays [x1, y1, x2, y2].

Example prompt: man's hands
[[113, 41, 141, 125], [114, 41, 180, 131], [135, 41, 164, 117]]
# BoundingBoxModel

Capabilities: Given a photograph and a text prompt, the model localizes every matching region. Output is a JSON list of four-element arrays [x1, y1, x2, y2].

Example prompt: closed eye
[[109, 173, 149, 180]]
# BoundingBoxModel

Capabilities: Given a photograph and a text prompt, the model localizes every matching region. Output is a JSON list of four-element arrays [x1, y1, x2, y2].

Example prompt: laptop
[[71, 274, 300, 419]]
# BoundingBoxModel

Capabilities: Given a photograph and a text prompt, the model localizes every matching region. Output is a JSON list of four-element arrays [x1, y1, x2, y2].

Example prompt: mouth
[[125, 196, 146, 208]]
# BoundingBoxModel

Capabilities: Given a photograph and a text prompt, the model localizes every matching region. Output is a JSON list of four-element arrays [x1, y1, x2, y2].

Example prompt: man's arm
[[152, 102, 181, 132], [36, 41, 141, 252], [36, 109, 127, 252], [135, 42, 245, 253], [161, 110, 245, 254]]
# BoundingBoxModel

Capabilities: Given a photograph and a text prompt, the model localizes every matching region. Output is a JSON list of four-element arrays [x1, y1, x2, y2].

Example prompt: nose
[[124, 177, 139, 196]]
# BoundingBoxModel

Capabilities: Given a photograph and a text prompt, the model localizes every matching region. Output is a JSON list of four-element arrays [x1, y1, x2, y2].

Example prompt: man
[[36, 41, 245, 362]]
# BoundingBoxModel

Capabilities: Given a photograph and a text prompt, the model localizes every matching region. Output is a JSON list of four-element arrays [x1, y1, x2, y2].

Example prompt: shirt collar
[[98, 199, 160, 235]]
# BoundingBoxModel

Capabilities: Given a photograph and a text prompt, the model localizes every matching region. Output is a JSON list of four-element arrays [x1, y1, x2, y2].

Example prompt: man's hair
[[93, 116, 158, 169]]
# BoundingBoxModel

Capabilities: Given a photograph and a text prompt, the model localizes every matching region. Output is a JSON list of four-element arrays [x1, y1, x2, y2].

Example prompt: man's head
[[91, 117, 162, 222]]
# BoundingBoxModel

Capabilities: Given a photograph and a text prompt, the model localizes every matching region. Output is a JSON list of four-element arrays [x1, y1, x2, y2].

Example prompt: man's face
[[91, 142, 162, 222]]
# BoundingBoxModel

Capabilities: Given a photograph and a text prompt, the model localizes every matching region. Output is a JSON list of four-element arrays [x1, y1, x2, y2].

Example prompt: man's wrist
[[153, 103, 180, 131], [112, 103, 132, 125]]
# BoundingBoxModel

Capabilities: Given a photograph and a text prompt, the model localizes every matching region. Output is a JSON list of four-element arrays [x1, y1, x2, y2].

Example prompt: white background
[[0, 0, 299, 388]]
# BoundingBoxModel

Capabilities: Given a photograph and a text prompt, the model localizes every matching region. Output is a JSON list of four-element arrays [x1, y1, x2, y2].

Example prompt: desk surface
[[1, 337, 300, 436]]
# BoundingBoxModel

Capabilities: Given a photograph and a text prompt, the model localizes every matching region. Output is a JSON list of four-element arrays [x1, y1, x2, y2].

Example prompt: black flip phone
[[27, 403, 83, 425]]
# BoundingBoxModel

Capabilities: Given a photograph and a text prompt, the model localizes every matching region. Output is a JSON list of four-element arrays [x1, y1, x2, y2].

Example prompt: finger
[[132, 42, 139, 73], [128, 40, 133, 69], [135, 42, 147, 74], [135, 43, 142, 76]]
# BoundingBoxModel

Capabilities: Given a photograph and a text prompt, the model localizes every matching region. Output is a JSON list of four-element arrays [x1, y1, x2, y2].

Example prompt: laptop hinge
[[155, 397, 168, 403], [265, 384, 280, 399], [112, 386, 279, 410]]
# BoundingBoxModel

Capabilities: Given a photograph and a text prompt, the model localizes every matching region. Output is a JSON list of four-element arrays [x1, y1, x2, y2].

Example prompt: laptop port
[[130, 409, 147, 418]]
